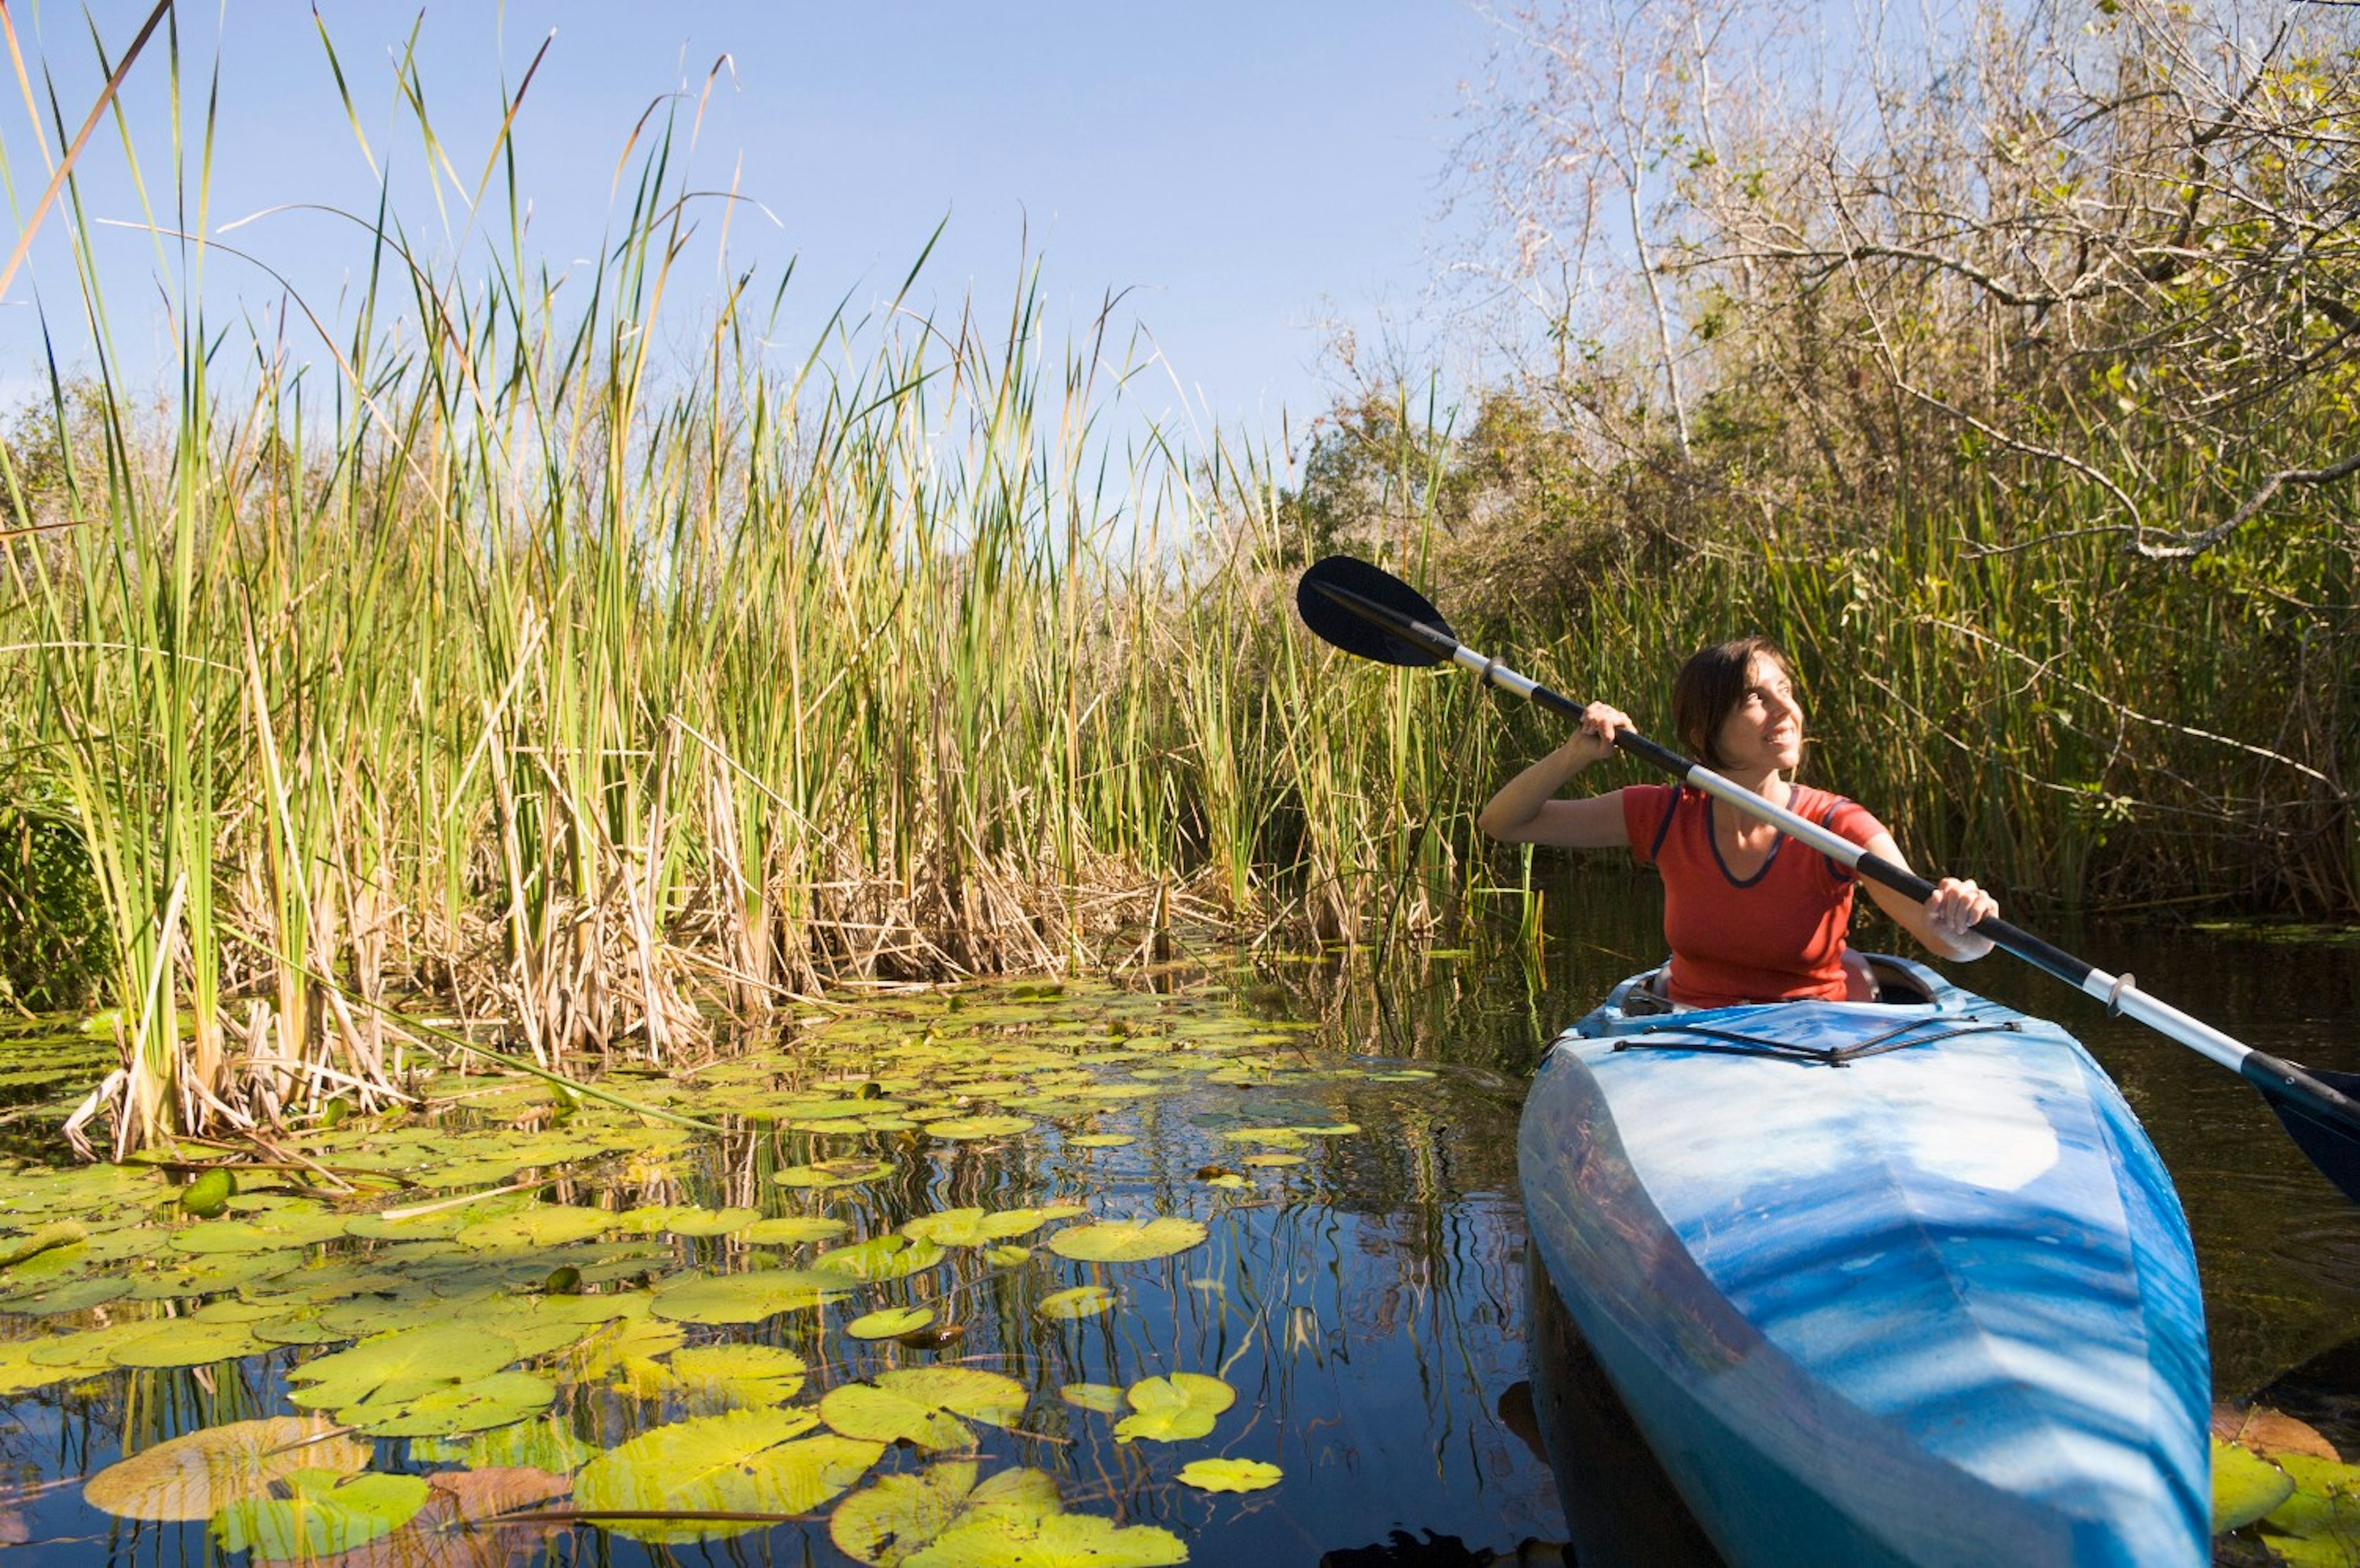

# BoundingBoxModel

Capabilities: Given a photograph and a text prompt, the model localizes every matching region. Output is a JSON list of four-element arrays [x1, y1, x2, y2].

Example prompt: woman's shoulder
[[1790, 783, 1889, 841]]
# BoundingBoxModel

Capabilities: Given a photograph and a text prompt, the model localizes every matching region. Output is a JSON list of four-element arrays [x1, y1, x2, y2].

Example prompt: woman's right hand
[[1562, 702, 1634, 766]]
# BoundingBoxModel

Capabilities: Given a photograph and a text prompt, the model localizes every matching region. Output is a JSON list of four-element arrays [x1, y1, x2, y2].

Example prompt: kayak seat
[[1618, 958, 1938, 1013], [1862, 955, 1936, 1006]]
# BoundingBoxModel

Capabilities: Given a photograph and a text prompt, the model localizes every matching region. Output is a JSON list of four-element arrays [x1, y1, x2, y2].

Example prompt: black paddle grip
[[1856, 852, 2094, 989]]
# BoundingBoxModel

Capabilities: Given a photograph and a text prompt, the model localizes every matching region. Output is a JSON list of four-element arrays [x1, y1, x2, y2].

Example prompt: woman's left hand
[[1925, 877, 1998, 955]]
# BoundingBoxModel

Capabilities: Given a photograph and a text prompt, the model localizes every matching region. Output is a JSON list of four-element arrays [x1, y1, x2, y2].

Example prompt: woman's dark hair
[[1672, 637, 1796, 769]]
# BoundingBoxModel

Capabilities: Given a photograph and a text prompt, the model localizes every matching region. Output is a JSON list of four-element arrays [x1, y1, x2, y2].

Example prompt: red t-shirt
[[1620, 783, 1890, 1008]]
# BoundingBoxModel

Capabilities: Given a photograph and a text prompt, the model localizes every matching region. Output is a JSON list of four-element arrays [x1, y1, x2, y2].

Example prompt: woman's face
[[1713, 653, 1804, 775]]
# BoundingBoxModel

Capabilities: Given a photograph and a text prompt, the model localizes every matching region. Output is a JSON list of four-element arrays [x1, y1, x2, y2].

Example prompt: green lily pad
[[110, 1319, 269, 1368], [1114, 1373, 1235, 1444], [814, 1235, 948, 1282], [849, 1306, 939, 1341], [128, 1248, 306, 1298], [983, 1245, 1032, 1267], [776, 1097, 900, 1121], [342, 1369, 557, 1437], [1037, 1285, 1116, 1320], [831, 1462, 1063, 1567], [924, 1115, 1036, 1141], [1176, 1456, 1282, 1493], [286, 1325, 521, 1410], [910, 1509, 1186, 1567], [902, 1208, 1055, 1248], [344, 1209, 473, 1241], [168, 1220, 301, 1255], [2215, 1439, 2296, 1533], [741, 1215, 853, 1246], [1241, 1153, 1305, 1168], [1066, 1134, 1135, 1149], [820, 1369, 1029, 1452], [0, 1274, 131, 1315], [84, 1416, 371, 1520], [663, 1343, 811, 1408], [1059, 1383, 1127, 1414], [575, 1315, 690, 1385], [650, 1267, 859, 1324], [414, 1416, 599, 1474], [1047, 1218, 1208, 1264], [572, 1409, 879, 1543], [775, 1159, 895, 1190], [213, 1468, 431, 1561], [455, 1205, 619, 1249], [620, 1204, 762, 1237], [2264, 1451, 2360, 1561]]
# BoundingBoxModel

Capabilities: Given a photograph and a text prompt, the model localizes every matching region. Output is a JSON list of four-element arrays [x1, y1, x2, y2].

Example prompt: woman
[[1476, 636, 1999, 1007]]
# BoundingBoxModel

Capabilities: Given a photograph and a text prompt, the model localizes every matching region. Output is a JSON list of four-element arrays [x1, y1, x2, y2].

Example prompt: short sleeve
[[1817, 795, 1890, 883], [1824, 796, 1889, 849], [1621, 784, 1680, 867]]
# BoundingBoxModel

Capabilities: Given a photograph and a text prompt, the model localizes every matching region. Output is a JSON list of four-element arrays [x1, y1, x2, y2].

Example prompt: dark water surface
[[2, 864, 2358, 1566]]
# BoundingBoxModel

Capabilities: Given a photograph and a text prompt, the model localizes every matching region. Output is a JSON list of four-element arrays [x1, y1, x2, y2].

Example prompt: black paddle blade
[[1296, 555, 1458, 668], [2264, 1065, 2360, 1204]]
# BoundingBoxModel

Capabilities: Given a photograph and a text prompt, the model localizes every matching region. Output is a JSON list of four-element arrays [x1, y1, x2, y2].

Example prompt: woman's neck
[[1718, 766, 1790, 807]]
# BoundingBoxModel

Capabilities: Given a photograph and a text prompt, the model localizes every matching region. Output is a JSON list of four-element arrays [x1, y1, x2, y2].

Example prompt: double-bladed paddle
[[1296, 552, 2360, 1204]]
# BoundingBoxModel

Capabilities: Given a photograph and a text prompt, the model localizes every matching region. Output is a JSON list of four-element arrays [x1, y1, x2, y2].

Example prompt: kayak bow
[[1518, 957, 2210, 1567]]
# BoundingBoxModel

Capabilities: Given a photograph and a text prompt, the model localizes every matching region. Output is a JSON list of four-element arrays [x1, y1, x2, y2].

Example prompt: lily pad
[[1037, 1285, 1116, 1320], [286, 1325, 521, 1410], [0, 1275, 131, 1315], [1058, 1383, 1127, 1414], [820, 1368, 1030, 1452], [213, 1468, 431, 1561], [902, 1207, 1053, 1248], [575, 1315, 690, 1385], [342, 1370, 557, 1438], [2264, 1451, 2360, 1560], [1066, 1134, 1135, 1149], [924, 1115, 1036, 1141], [662, 1343, 811, 1408], [455, 1205, 619, 1249], [849, 1306, 939, 1341], [620, 1204, 762, 1237], [2215, 1439, 2296, 1533], [110, 1319, 269, 1368], [84, 1417, 371, 1519], [910, 1509, 1186, 1567], [742, 1215, 853, 1246], [775, 1159, 895, 1190], [814, 1235, 949, 1282], [414, 1417, 599, 1474], [1176, 1456, 1282, 1494], [1047, 1218, 1208, 1264], [1114, 1373, 1235, 1444], [830, 1462, 1063, 1567], [572, 1409, 880, 1543], [651, 1267, 859, 1324]]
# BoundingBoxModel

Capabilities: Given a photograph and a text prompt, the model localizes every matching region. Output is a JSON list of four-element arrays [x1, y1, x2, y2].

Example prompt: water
[[2, 864, 2358, 1565]]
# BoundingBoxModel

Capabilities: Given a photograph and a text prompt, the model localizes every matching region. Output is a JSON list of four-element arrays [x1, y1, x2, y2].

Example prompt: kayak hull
[[1517, 958, 2209, 1567]]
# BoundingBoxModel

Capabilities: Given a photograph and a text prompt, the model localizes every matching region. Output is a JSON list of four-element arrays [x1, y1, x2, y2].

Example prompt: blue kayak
[[1517, 955, 2210, 1567]]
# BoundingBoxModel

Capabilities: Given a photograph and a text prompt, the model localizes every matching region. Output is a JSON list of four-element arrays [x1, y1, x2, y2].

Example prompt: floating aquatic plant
[[82, 1417, 369, 1521]]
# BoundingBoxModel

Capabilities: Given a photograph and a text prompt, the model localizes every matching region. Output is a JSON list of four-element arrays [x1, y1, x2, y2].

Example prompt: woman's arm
[[1857, 832, 1999, 961], [1476, 703, 1637, 850]]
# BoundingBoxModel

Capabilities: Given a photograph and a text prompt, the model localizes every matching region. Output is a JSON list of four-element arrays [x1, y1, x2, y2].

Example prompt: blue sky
[[0, 2, 1494, 455]]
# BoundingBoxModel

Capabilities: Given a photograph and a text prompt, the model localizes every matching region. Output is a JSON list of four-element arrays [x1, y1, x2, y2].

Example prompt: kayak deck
[[1518, 957, 2209, 1567]]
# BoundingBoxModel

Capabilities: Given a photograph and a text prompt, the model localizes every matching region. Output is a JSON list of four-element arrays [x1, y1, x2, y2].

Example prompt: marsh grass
[[0, 24, 1496, 1157]]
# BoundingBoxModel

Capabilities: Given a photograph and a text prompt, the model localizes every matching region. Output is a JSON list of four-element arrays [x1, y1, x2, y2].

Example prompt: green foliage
[[0, 798, 108, 1012]]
